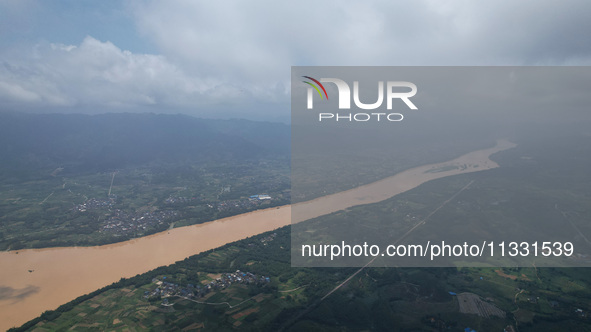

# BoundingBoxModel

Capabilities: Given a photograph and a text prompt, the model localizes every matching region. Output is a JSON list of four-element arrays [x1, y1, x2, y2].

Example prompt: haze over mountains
[[0, 112, 290, 179]]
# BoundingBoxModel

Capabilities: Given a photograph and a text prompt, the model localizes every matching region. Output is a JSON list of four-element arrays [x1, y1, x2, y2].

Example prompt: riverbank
[[0, 140, 515, 331]]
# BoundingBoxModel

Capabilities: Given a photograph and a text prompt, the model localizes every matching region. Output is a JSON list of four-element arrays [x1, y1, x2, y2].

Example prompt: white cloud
[[132, 0, 591, 67], [0, 81, 41, 103], [127, 0, 591, 115], [0, 36, 275, 115], [1, 0, 590, 120]]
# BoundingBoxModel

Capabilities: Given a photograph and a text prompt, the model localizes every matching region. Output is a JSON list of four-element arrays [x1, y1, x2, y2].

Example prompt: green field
[[14, 224, 591, 331], [0, 158, 290, 250], [7, 115, 591, 331]]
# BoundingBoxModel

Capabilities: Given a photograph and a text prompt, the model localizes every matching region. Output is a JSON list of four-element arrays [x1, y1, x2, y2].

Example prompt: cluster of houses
[[72, 197, 116, 212], [145, 270, 271, 302], [259, 232, 277, 244], [249, 194, 271, 200], [164, 196, 199, 205], [73, 192, 274, 236], [101, 209, 178, 235], [73, 196, 180, 236], [164, 194, 271, 211], [162, 193, 274, 215], [214, 195, 272, 212]]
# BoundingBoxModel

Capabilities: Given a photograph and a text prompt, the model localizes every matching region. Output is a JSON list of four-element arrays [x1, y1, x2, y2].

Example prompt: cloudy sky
[[1, 0, 590, 122]]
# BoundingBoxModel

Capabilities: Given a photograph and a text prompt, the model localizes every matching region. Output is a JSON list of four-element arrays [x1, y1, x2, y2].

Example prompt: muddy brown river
[[0, 140, 515, 331]]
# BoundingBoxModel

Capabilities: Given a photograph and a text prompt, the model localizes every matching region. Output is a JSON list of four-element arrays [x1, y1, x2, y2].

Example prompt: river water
[[0, 140, 515, 331]]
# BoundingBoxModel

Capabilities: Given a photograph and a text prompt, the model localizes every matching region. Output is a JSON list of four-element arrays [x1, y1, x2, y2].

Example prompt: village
[[213, 194, 272, 212], [72, 197, 179, 235], [163, 196, 199, 205], [71, 193, 274, 236], [72, 197, 117, 212], [145, 270, 271, 306], [100, 209, 178, 235]]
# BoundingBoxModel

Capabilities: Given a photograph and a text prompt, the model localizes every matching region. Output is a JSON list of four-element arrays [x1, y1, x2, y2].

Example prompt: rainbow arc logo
[[302, 76, 328, 100]]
